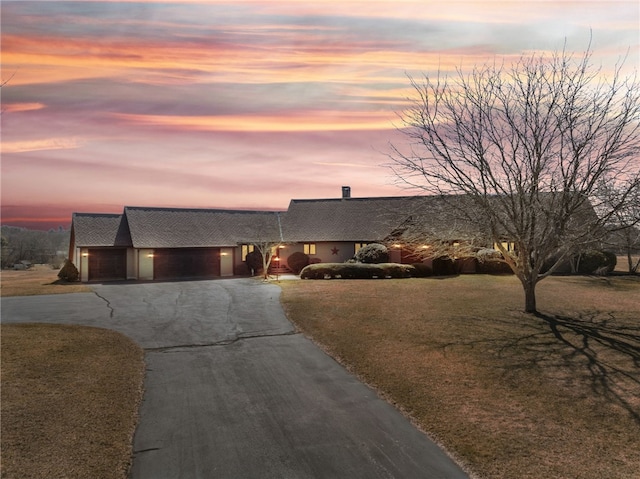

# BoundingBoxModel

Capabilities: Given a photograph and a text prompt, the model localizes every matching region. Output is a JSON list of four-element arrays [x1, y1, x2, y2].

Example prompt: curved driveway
[[2, 279, 468, 479]]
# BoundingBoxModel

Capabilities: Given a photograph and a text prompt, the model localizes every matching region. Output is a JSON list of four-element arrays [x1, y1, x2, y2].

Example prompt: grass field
[[1, 265, 91, 297], [280, 274, 640, 479], [1, 323, 145, 479]]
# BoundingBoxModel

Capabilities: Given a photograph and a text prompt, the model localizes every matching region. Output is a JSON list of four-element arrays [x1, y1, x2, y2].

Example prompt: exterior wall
[[79, 248, 89, 282], [127, 248, 137, 279], [233, 245, 251, 275], [281, 241, 362, 268], [220, 248, 234, 276], [138, 249, 154, 280]]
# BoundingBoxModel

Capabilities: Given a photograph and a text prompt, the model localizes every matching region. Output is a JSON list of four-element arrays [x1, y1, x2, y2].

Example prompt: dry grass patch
[[1, 266, 91, 297], [1, 323, 145, 479], [280, 275, 640, 479]]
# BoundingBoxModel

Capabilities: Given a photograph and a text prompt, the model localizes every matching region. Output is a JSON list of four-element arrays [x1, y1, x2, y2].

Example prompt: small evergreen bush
[[300, 264, 336, 279], [411, 263, 432, 277], [477, 260, 514, 275], [354, 243, 389, 264], [432, 257, 456, 276], [287, 251, 310, 274], [576, 250, 617, 275], [245, 250, 263, 276], [58, 259, 80, 282], [300, 262, 414, 279], [380, 263, 414, 278]]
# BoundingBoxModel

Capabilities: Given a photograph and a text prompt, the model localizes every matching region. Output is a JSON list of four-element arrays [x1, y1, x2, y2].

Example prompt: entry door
[[220, 248, 234, 276]]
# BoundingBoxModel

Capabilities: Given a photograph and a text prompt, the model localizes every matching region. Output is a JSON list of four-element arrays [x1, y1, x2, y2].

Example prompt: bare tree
[[597, 179, 640, 272], [390, 44, 640, 313], [241, 213, 284, 281]]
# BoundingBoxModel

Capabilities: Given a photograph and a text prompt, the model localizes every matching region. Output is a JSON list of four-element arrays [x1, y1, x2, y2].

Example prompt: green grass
[[280, 275, 640, 479]]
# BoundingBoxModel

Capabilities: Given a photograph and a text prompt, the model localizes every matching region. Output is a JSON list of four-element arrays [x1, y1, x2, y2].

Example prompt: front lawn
[[279, 275, 640, 479], [1, 324, 145, 479], [1, 265, 91, 297]]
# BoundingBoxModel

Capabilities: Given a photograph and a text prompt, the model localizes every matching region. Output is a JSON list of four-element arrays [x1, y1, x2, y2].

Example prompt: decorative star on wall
[[331, 247, 339, 255]]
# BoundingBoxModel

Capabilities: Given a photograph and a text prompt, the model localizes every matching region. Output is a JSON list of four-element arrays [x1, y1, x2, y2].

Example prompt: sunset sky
[[2, 1, 638, 230]]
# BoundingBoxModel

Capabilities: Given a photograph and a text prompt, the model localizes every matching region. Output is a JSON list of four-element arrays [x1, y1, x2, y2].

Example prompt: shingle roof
[[124, 206, 283, 248], [72, 213, 132, 247], [280, 195, 488, 243], [281, 196, 420, 242], [70, 195, 491, 250]]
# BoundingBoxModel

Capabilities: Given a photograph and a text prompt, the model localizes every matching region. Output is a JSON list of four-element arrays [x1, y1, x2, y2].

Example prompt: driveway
[[2, 279, 469, 478]]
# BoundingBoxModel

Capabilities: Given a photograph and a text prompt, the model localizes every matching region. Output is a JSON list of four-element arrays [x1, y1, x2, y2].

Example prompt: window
[[303, 243, 316, 255], [493, 241, 516, 252], [241, 244, 254, 261], [354, 243, 368, 253]]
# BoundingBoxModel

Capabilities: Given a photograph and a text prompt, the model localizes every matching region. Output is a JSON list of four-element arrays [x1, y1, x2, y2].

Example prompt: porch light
[[147, 253, 154, 258], [220, 252, 228, 256], [82, 252, 88, 257]]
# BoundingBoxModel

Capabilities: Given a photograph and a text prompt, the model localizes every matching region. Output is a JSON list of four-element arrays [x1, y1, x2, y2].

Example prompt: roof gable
[[71, 213, 132, 247]]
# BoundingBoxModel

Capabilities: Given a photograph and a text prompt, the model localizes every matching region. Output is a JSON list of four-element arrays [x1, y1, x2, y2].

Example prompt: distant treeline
[[1, 226, 69, 269]]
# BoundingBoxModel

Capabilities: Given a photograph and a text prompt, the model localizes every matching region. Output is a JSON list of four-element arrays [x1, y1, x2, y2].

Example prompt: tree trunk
[[522, 278, 538, 314]]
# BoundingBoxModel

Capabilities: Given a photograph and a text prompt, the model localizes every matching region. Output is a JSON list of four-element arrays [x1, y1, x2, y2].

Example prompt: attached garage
[[88, 248, 127, 281], [153, 248, 221, 280]]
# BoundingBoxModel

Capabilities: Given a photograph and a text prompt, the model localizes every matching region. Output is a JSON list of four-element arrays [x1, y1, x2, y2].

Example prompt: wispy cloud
[[2, 102, 46, 113], [112, 110, 396, 132], [1, 137, 82, 154], [1, 1, 638, 229]]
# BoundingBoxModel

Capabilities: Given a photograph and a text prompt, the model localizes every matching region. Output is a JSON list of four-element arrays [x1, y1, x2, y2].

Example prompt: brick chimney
[[342, 186, 351, 199]]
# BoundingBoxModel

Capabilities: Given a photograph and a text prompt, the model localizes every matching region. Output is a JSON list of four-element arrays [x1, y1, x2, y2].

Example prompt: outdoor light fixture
[[273, 256, 281, 281], [147, 253, 154, 258], [82, 253, 88, 257]]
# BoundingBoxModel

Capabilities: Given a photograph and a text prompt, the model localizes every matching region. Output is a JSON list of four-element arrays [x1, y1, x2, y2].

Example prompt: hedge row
[[300, 263, 414, 279]]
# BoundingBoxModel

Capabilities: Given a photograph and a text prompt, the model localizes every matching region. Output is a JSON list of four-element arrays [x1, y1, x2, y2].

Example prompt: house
[[69, 207, 283, 282], [68, 188, 492, 282]]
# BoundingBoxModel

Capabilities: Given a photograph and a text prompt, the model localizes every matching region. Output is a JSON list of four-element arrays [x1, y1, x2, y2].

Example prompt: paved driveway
[[2, 279, 469, 478]]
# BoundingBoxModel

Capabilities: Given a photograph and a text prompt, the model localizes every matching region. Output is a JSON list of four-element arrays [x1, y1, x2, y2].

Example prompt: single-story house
[[69, 207, 283, 282], [67, 187, 518, 282]]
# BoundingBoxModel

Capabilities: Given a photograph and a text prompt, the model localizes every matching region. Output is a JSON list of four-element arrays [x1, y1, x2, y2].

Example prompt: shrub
[[300, 262, 414, 279], [380, 263, 415, 278], [245, 250, 263, 276], [543, 250, 617, 275], [432, 257, 456, 276], [57, 259, 79, 282], [300, 264, 338, 279], [576, 250, 617, 275], [477, 259, 514, 275], [455, 257, 478, 274], [354, 243, 389, 264], [287, 251, 310, 274], [411, 263, 432, 277]]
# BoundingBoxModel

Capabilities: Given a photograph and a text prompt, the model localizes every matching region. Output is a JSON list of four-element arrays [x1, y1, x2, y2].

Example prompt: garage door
[[88, 248, 127, 281], [153, 248, 220, 280]]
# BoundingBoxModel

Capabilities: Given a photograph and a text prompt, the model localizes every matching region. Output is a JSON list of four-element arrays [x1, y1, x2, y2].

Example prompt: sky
[[1, 1, 639, 230]]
